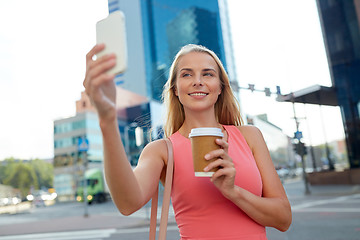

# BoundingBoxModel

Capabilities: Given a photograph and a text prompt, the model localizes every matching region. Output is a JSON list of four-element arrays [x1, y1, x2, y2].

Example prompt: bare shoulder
[[139, 138, 168, 165], [236, 125, 264, 151]]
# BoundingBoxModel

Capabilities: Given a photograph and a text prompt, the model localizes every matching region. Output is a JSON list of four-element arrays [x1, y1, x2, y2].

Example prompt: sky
[[0, 0, 345, 160]]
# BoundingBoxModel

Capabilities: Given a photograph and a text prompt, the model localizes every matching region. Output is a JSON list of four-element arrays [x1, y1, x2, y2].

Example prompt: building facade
[[53, 95, 103, 201], [53, 90, 150, 200], [316, 0, 360, 168], [247, 114, 296, 169]]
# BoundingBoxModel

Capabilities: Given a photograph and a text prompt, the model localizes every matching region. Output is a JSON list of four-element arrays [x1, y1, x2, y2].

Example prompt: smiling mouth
[[188, 93, 208, 96]]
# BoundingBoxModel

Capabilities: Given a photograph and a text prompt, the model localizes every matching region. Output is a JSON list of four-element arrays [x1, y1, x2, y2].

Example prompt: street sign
[[78, 137, 89, 152], [294, 131, 303, 140]]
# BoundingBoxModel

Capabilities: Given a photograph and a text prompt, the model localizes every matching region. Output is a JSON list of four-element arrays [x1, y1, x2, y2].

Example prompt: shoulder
[[235, 125, 264, 151], [141, 138, 169, 164]]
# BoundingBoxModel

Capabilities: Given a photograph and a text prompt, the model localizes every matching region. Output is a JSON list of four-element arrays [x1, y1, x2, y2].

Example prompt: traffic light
[[264, 87, 271, 97], [248, 84, 255, 92], [293, 142, 307, 156]]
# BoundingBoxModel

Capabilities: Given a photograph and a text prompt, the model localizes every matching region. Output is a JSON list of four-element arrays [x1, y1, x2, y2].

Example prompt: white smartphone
[[96, 11, 128, 75]]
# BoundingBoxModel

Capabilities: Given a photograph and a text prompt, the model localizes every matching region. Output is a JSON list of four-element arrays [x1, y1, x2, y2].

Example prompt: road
[[0, 178, 359, 240]]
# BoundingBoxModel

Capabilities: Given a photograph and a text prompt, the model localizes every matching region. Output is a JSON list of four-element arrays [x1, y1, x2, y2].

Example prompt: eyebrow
[[203, 68, 217, 73], [179, 68, 217, 73]]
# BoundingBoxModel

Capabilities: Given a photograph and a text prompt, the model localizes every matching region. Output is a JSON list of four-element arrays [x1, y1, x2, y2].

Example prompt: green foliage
[[0, 158, 54, 198], [4, 161, 38, 197], [0, 158, 16, 185], [31, 159, 54, 189]]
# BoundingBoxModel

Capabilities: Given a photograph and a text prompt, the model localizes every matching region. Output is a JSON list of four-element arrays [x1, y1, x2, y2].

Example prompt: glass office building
[[316, 0, 360, 168], [108, 0, 238, 137]]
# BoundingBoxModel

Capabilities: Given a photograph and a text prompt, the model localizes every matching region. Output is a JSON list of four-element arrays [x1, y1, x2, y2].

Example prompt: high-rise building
[[108, 0, 238, 137], [316, 0, 360, 169], [278, 0, 360, 169]]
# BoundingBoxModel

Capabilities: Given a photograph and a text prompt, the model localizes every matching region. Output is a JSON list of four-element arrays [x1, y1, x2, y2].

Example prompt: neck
[[178, 108, 221, 138]]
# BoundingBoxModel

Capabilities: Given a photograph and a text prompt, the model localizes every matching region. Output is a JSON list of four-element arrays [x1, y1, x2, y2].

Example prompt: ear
[[174, 87, 178, 96]]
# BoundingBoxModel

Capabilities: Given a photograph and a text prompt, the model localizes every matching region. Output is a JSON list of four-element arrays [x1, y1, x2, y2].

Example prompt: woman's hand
[[83, 44, 117, 122], [204, 138, 236, 199]]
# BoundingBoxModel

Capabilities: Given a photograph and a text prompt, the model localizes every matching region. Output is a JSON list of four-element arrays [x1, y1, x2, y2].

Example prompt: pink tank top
[[169, 125, 267, 240]]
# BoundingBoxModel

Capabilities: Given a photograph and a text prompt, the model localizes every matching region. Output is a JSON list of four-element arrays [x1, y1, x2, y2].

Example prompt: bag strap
[[149, 138, 174, 240]]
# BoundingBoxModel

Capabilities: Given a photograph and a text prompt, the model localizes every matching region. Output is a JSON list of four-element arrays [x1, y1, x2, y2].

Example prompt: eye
[[181, 73, 191, 77], [203, 72, 214, 77]]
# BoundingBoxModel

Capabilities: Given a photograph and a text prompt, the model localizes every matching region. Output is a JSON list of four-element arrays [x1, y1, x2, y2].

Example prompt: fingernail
[[204, 154, 210, 160], [203, 167, 208, 171]]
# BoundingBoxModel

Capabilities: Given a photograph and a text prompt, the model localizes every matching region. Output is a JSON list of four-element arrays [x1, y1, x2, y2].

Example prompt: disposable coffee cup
[[189, 128, 224, 177]]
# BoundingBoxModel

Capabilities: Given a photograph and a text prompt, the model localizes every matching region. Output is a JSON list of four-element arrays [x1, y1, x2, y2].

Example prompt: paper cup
[[189, 128, 224, 177]]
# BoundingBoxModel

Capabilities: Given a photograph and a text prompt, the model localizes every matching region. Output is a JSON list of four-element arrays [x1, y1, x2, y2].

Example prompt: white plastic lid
[[188, 127, 224, 138]]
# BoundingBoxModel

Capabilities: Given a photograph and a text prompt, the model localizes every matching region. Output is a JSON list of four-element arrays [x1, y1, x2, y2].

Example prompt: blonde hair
[[162, 44, 243, 137]]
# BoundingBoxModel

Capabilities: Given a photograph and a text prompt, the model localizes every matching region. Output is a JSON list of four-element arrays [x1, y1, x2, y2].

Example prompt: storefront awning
[[276, 85, 338, 106]]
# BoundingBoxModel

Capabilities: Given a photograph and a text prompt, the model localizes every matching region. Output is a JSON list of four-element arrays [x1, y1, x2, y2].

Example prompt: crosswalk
[[291, 193, 360, 212]]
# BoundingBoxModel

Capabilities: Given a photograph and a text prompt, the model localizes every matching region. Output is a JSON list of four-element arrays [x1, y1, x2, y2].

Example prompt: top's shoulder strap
[[158, 138, 174, 240], [149, 138, 174, 240]]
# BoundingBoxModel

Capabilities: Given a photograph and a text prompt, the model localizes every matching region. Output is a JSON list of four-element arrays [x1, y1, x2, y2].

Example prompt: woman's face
[[174, 51, 222, 113]]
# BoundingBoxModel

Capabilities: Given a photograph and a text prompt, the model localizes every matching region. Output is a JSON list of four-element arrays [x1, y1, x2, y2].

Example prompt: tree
[[0, 158, 16, 184], [4, 161, 38, 198], [30, 159, 54, 189], [1, 158, 54, 198]]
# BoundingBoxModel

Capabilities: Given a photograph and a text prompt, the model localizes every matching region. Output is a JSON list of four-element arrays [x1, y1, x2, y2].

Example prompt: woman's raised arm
[[83, 44, 165, 215]]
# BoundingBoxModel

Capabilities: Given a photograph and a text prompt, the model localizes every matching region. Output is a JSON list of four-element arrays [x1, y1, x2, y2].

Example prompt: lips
[[188, 92, 208, 96]]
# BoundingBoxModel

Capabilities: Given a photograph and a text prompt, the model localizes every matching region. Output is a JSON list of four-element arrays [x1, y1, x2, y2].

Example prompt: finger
[[211, 167, 236, 181], [87, 53, 116, 74], [204, 158, 233, 172], [90, 72, 115, 90], [84, 58, 116, 88], [85, 70, 115, 93], [86, 44, 105, 64], [84, 53, 116, 87], [215, 138, 228, 151], [204, 158, 222, 172], [204, 149, 226, 161]]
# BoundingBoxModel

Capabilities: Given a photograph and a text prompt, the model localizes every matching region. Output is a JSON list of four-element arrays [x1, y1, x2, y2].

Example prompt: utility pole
[[78, 137, 90, 218], [292, 100, 311, 195], [83, 151, 89, 218]]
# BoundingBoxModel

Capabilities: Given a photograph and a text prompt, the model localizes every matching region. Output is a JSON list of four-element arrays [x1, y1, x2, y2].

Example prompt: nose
[[192, 74, 203, 86]]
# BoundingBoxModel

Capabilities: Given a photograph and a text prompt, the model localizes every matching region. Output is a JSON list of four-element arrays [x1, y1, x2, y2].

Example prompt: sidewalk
[[0, 204, 176, 236], [284, 177, 360, 197], [309, 183, 360, 196]]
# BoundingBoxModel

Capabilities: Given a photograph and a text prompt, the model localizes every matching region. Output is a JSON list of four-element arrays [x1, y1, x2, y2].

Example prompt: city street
[[0, 178, 359, 240]]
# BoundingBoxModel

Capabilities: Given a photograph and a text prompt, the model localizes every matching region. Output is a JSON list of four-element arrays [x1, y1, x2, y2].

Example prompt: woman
[[83, 43, 292, 239]]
